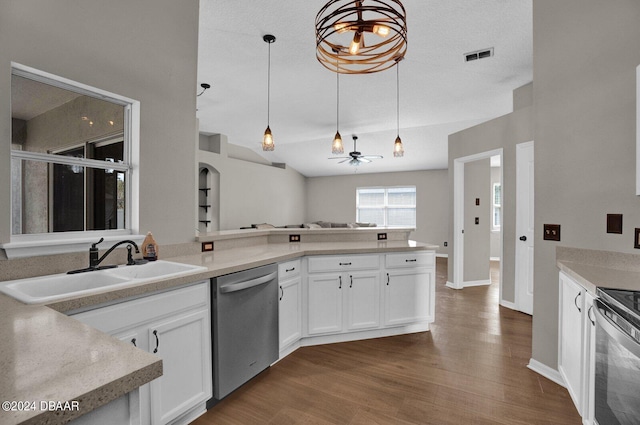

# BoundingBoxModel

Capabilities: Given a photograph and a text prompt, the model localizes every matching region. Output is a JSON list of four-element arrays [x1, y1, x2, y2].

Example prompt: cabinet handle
[[153, 330, 159, 353], [405, 259, 417, 262], [279, 285, 284, 301], [350, 275, 353, 288], [588, 305, 595, 326], [386, 272, 390, 286], [286, 267, 295, 272], [339, 262, 352, 266], [574, 292, 582, 313], [339, 275, 342, 289], [131, 338, 137, 347]]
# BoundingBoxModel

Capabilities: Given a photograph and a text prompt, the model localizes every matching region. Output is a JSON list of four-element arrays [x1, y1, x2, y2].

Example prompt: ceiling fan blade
[[360, 155, 383, 159], [358, 157, 372, 163], [338, 158, 351, 164], [328, 156, 350, 160]]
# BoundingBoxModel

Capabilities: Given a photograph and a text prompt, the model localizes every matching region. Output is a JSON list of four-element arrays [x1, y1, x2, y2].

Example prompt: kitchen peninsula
[[0, 227, 437, 425]]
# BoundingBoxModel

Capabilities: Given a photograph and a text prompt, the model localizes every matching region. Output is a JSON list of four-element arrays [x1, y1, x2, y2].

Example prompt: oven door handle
[[219, 272, 277, 294], [595, 300, 640, 358]]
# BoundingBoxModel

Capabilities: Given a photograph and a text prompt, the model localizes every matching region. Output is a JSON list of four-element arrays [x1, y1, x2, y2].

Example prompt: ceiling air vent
[[464, 47, 494, 62]]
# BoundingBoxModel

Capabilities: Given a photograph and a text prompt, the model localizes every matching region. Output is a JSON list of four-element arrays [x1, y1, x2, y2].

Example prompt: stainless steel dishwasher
[[211, 263, 278, 402]]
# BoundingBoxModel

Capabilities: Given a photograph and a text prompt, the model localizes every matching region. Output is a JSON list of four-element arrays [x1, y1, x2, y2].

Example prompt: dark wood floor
[[193, 259, 580, 424]]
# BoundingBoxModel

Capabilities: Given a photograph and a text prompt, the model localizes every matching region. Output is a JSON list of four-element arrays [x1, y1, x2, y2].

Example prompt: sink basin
[[107, 260, 206, 280], [0, 260, 207, 305]]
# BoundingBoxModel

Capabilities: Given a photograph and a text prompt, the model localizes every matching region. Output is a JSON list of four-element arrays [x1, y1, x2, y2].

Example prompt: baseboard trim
[[435, 253, 448, 258], [463, 279, 491, 287], [446, 281, 462, 290], [527, 358, 565, 388], [499, 300, 517, 310], [490, 257, 501, 261]]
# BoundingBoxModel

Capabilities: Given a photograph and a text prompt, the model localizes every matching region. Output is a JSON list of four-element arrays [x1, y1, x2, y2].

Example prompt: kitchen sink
[[107, 260, 205, 280], [0, 260, 207, 305]]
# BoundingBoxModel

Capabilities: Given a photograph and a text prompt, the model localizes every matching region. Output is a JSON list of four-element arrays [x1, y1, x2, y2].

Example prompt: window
[[6, 63, 140, 257], [356, 187, 416, 227], [492, 183, 501, 229]]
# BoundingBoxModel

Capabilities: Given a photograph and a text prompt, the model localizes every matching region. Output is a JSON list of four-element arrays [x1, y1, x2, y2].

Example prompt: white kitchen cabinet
[[346, 271, 380, 331], [278, 259, 302, 353], [307, 273, 344, 335], [582, 291, 596, 425], [384, 268, 433, 326], [306, 254, 380, 336], [72, 282, 212, 425], [558, 271, 596, 422], [383, 252, 434, 327]]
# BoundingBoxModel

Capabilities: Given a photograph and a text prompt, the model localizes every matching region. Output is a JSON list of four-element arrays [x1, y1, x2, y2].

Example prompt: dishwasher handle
[[219, 271, 278, 294]]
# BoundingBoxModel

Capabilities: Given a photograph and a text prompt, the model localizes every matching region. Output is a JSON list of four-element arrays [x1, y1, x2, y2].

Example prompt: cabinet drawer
[[385, 251, 434, 269], [308, 254, 379, 273], [278, 259, 301, 280], [72, 281, 209, 334]]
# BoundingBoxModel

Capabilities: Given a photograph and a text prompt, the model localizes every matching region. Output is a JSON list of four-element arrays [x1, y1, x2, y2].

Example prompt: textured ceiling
[[197, 0, 533, 177]]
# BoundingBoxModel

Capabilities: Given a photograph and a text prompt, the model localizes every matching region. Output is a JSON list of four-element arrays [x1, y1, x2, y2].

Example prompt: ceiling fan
[[329, 135, 383, 166]]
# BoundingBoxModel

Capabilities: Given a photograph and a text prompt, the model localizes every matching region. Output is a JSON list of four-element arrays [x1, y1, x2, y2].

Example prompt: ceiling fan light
[[393, 135, 404, 157], [262, 126, 274, 151], [373, 24, 390, 37], [332, 131, 344, 154]]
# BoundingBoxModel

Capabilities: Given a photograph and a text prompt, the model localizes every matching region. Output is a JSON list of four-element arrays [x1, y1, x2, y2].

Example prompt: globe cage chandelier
[[315, 0, 407, 74]]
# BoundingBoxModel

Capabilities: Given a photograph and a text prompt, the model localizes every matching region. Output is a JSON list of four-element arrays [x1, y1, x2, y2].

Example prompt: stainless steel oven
[[594, 288, 640, 425]]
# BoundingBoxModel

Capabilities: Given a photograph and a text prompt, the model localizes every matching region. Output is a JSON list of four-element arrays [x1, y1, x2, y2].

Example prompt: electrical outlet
[[476, 198, 480, 206], [543, 224, 561, 241], [475, 217, 479, 225], [201, 241, 214, 252], [377, 233, 387, 241], [289, 234, 301, 243]]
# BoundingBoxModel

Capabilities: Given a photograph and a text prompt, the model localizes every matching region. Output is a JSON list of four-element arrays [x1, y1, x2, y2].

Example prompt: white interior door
[[515, 141, 534, 315]]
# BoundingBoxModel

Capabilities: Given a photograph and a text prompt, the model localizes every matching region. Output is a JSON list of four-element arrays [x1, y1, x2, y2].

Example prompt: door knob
[[519, 236, 527, 241]]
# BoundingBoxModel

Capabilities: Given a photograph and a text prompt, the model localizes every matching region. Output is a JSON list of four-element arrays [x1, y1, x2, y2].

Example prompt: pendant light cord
[[396, 59, 400, 136], [267, 40, 271, 126], [336, 52, 340, 132]]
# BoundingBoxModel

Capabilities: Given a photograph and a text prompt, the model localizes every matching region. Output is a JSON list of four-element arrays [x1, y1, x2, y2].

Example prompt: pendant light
[[331, 48, 344, 154], [393, 56, 404, 157], [262, 34, 276, 151], [315, 0, 407, 74]]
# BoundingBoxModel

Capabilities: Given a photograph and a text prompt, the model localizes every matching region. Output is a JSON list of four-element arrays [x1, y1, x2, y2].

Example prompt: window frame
[[492, 182, 501, 230], [3, 63, 141, 258], [356, 186, 417, 228]]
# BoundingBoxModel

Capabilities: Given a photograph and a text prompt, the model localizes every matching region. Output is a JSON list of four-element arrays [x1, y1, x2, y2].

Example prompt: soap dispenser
[[141, 232, 159, 261]]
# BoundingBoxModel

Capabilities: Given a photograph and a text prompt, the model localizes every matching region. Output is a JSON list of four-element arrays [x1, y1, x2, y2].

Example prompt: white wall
[[532, 1, 640, 369], [306, 170, 449, 254], [0, 0, 200, 246], [463, 159, 490, 282], [198, 135, 307, 230]]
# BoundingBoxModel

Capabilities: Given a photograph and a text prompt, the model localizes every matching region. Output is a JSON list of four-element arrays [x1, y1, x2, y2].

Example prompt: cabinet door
[[307, 274, 343, 335], [582, 291, 596, 424], [345, 271, 380, 331], [279, 275, 302, 350], [384, 268, 433, 326], [149, 309, 212, 425], [558, 272, 585, 415]]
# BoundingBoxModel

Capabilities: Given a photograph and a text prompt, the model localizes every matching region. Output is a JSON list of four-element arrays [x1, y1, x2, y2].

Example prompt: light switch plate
[[544, 224, 561, 241], [607, 214, 623, 234]]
